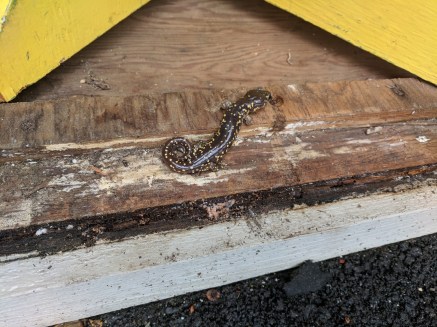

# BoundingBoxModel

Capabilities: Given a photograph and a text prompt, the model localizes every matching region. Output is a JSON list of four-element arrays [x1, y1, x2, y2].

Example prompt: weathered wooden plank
[[14, 0, 412, 102], [2, 78, 436, 149], [0, 78, 436, 233], [1, 184, 436, 327]]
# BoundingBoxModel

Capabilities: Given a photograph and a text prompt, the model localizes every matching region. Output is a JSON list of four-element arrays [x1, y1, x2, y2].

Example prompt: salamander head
[[243, 89, 273, 112]]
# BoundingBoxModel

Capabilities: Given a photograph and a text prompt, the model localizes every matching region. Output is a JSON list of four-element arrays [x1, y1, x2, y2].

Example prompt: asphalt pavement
[[90, 233, 436, 326]]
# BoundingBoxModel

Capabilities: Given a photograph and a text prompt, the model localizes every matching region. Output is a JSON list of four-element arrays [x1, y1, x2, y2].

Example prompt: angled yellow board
[[266, 0, 437, 85], [0, 0, 150, 102]]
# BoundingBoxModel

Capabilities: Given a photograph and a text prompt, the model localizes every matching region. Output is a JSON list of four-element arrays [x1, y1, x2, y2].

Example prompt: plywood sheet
[[266, 0, 437, 84], [14, 0, 412, 102]]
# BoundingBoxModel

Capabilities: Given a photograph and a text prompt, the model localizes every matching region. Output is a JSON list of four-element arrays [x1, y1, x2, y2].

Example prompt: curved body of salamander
[[162, 89, 273, 174]]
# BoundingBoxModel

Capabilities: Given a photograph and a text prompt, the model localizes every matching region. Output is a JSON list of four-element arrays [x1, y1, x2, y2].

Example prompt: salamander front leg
[[193, 140, 208, 156], [209, 162, 220, 172], [197, 162, 221, 175], [243, 115, 253, 126], [210, 157, 227, 172], [220, 100, 233, 111]]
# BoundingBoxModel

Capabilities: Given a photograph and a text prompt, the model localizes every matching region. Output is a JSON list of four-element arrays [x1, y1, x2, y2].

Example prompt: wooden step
[[1, 77, 436, 326]]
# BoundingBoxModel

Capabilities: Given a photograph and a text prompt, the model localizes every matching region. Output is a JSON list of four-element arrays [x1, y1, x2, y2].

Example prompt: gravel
[[90, 233, 436, 327]]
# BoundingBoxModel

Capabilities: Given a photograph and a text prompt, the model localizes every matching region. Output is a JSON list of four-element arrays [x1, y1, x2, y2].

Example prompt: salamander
[[162, 89, 274, 174]]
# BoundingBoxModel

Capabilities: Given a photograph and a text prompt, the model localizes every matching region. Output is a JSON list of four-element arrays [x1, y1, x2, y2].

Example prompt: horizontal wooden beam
[[1, 78, 436, 260], [1, 184, 436, 326], [2, 78, 436, 150], [1, 78, 436, 231]]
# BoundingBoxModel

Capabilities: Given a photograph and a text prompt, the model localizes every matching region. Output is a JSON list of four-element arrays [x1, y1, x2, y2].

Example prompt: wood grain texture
[[266, 0, 437, 84], [14, 0, 412, 102], [3, 78, 436, 149], [1, 78, 436, 232]]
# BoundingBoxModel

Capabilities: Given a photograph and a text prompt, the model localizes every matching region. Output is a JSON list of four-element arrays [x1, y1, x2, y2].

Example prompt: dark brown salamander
[[162, 89, 274, 174]]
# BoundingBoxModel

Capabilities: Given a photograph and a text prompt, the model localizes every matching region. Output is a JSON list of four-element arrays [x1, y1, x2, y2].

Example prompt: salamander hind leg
[[211, 154, 228, 171], [243, 115, 253, 126], [193, 140, 208, 156], [206, 162, 220, 172], [194, 162, 217, 175]]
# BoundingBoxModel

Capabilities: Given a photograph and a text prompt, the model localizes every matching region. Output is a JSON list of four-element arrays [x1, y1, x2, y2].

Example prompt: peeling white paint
[[48, 173, 87, 192], [44, 133, 213, 152], [247, 122, 327, 138], [251, 126, 272, 136], [366, 126, 383, 135], [246, 137, 270, 144], [233, 137, 244, 146], [283, 121, 326, 132], [296, 149, 327, 161], [270, 142, 327, 166], [146, 175, 155, 188], [287, 84, 299, 92], [389, 141, 407, 147], [333, 146, 353, 154], [164, 166, 256, 187], [91, 153, 256, 192], [0, 199, 34, 230], [44, 137, 167, 151], [35, 228, 48, 236], [346, 139, 373, 145], [416, 135, 430, 143]]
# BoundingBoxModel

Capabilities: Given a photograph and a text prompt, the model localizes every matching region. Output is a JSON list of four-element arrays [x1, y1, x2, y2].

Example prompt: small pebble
[[35, 228, 48, 236], [415, 135, 430, 143], [366, 126, 383, 135]]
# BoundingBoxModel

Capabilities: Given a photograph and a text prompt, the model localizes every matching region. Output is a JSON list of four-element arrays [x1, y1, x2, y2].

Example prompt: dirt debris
[[201, 199, 235, 221]]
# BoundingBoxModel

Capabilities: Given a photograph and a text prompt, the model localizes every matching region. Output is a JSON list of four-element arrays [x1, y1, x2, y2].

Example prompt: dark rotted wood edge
[[1, 163, 436, 259]]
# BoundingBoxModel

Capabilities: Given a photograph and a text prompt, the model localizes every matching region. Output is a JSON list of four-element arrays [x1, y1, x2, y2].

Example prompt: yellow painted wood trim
[[0, 1, 12, 32], [0, 0, 150, 102], [266, 0, 437, 85]]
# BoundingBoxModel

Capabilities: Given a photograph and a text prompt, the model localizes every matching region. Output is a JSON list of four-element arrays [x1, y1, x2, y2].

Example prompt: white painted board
[[1, 184, 436, 326]]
